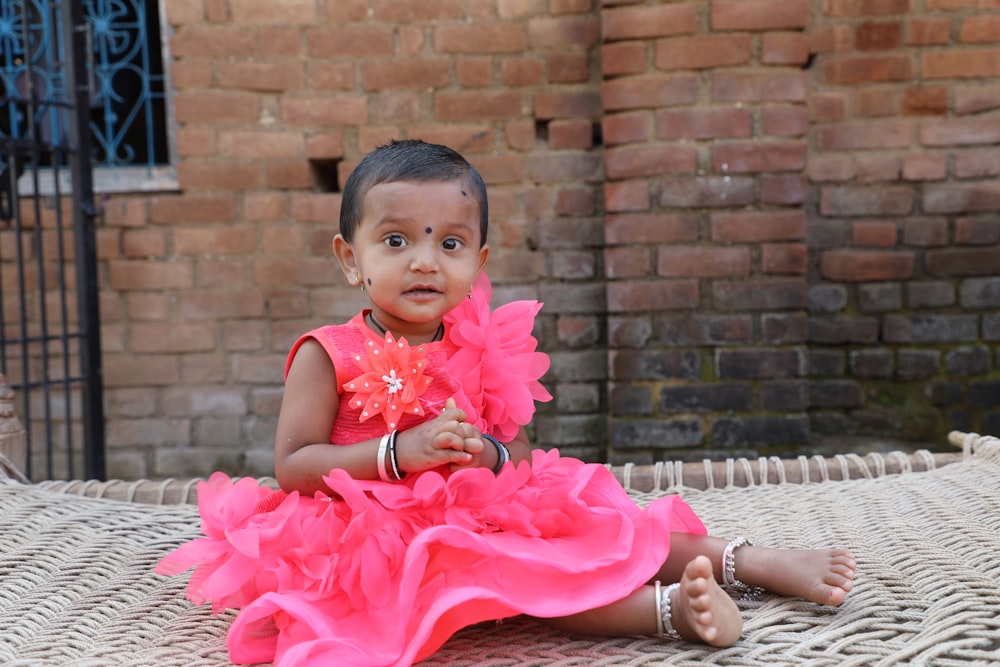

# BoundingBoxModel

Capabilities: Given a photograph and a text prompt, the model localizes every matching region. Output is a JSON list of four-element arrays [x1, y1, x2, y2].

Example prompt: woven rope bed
[[2, 431, 999, 666]]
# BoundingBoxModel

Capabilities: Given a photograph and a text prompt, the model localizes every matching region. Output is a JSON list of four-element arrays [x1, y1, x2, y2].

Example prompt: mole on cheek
[[460, 190, 467, 197], [425, 227, 432, 234], [367, 278, 372, 286]]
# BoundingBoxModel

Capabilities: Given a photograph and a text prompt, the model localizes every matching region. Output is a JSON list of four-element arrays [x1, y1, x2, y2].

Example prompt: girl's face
[[334, 179, 489, 343]]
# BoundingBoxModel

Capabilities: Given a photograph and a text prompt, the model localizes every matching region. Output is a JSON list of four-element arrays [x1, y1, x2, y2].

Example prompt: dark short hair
[[339, 139, 489, 247]]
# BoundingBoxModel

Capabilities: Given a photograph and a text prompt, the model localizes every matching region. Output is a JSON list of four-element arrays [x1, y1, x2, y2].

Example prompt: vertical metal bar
[[60, 0, 105, 480]]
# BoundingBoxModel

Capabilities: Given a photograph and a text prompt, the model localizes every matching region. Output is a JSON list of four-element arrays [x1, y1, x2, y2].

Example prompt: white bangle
[[376, 433, 391, 482]]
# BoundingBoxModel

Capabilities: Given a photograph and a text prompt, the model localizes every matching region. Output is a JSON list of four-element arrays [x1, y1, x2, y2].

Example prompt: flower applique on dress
[[342, 332, 434, 430]]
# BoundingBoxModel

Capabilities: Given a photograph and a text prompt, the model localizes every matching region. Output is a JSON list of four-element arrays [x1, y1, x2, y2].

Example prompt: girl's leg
[[659, 533, 857, 606], [538, 556, 742, 647]]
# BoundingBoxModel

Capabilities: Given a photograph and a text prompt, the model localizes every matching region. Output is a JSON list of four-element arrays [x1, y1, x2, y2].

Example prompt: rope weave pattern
[[0, 433, 996, 665]]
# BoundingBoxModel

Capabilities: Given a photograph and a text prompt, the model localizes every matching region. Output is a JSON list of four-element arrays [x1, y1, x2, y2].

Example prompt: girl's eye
[[385, 234, 406, 248], [442, 238, 462, 251]]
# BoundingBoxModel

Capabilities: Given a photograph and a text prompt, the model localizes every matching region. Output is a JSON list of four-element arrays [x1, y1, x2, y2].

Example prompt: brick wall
[[6, 0, 997, 479]]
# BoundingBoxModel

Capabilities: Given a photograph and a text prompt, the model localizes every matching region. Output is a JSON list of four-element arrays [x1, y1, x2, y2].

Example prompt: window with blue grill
[[1, 0, 176, 193]]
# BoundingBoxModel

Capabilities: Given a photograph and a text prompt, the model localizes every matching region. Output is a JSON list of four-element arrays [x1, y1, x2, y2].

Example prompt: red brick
[[472, 154, 526, 184], [712, 0, 809, 30], [290, 193, 343, 224], [762, 33, 810, 65], [219, 130, 304, 159], [902, 154, 948, 181], [607, 279, 699, 312], [261, 225, 305, 254], [906, 18, 950, 46], [525, 153, 600, 184], [656, 35, 752, 70], [658, 247, 751, 278], [217, 62, 305, 91], [856, 22, 902, 51], [204, 0, 227, 22], [549, 119, 594, 149], [501, 58, 544, 86], [176, 162, 262, 191], [361, 60, 451, 91], [656, 108, 752, 140], [811, 25, 854, 53], [103, 356, 179, 387], [601, 4, 697, 41], [712, 71, 807, 102], [174, 92, 259, 124], [711, 210, 806, 242], [435, 22, 526, 53], [821, 55, 914, 84], [817, 120, 911, 150], [306, 133, 345, 160], [659, 176, 756, 209], [761, 174, 808, 204], [856, 88, 900, 117], [180, 290, 266, 320], [253, 257, 337, 288], [926, 0, 1000, 9], [820, 186, 913, 216], [547, 53, 590, 84], [855, 153, 901, 182], [852, 221, 898, 247], [605, 144, 695, 179], [164, 0, 203, 24], [605, 247, 652, 278], [603, 111, 652, 146], [550, 0, 591, 14], [102, 198, 149, 228], [307, 27, 393, 58], [605, 214, 699, 245], [955, 218, 1000, 245], [325, 0, 369, 22], [924, 50, 1000, 79], [170, 29, 255, 58], [176, 127, 217, 158], [604, 182, 651, 212], [282, 95, 368, 126], [921, 116, 1000, 147], [151, 194, 236, 224], [505, 120, 536, 150], [378, 94, 420, 123], [243, 193, 286, 222], [712, 279, 806, 310], [126, 292, 170, 321], [555, 187, 596, 216], [373, 0, 464, 21], [955, 150, 1000, 179], [821, 250, 915, 281], [108, 260, 195, 290], [122, 229, 166, 258], [762, 106, 808, 137], [955, 84, 1000, 115], [535, 90, 603, 119], [230, 0, 315, 23], [410, 124, 494, 153], [923, 183, 1000, 214], [925, 247, 1000, 277], [903, 218, 949, 247], [399, 26, 424, 57], [960, 16, 1000, 43], [435, 91, 521, 121], [808, 93, 848, 122], [528, 16, 600, 49], [602, 43, 647, 77], [171, 60, 212, 89], [826, 0, 911, 17], [903, 86, 948, 116], [603, 74, 698, 111], [256, 27, 301, 57], [267, 161, 313, 190], [762, 243, 807, 274], [808, 155, 854, 182], [174, 227, 257, 256], [457, 57, 494, 88], [714, 141, 806, 173], [311, 62, 354, 90]]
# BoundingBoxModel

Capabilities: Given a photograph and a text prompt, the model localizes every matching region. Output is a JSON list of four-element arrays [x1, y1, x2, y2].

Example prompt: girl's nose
[[409, 242, 438, 271]]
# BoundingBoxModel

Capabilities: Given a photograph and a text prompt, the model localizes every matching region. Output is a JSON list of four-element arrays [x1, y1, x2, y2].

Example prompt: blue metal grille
[[0, 0, 168, 169]]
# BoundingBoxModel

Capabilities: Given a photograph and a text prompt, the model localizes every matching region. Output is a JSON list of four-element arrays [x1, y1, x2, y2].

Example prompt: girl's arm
[[274, 339, 476, 495]]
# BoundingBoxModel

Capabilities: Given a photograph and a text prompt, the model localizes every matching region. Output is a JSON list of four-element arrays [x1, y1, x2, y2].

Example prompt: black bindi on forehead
[[425, 226, 432, 234]]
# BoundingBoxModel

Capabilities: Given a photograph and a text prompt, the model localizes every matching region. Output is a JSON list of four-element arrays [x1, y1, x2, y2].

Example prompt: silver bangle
[[655, 581, 681, 639], [722, 536, 763, 599], [482, 434, 510, 474], [376, 433, 391, 482]]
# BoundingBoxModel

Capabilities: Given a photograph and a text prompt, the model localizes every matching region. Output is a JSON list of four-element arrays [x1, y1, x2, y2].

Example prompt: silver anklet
[[722, 536, 764, 600], [654, 580, 681, 640]]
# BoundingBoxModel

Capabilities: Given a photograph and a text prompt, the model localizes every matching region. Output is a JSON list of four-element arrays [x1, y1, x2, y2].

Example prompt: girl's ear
[[475, 244, 489, 277], [332, 234, 361, 286]]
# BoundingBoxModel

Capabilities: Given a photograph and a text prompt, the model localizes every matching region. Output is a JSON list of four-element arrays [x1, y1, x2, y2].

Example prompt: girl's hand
[[394, 398, 484, 474]]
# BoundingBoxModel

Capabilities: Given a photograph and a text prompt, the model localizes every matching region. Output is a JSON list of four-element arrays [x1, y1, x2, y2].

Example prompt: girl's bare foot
[[740, 546, 856, 606], [670, 555, 742, 647]]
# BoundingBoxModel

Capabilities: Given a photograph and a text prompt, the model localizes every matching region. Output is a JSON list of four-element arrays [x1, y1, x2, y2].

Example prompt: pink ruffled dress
[[157, 275, 706, 667]]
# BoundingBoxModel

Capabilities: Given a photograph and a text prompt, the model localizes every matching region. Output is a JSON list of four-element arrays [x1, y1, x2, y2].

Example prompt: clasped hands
[[391, 397, 492, 475]]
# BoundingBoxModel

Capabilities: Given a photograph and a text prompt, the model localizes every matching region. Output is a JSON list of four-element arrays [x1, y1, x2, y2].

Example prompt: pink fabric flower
[[342, 332, 434, 430], [443, 273, 552, 441]]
